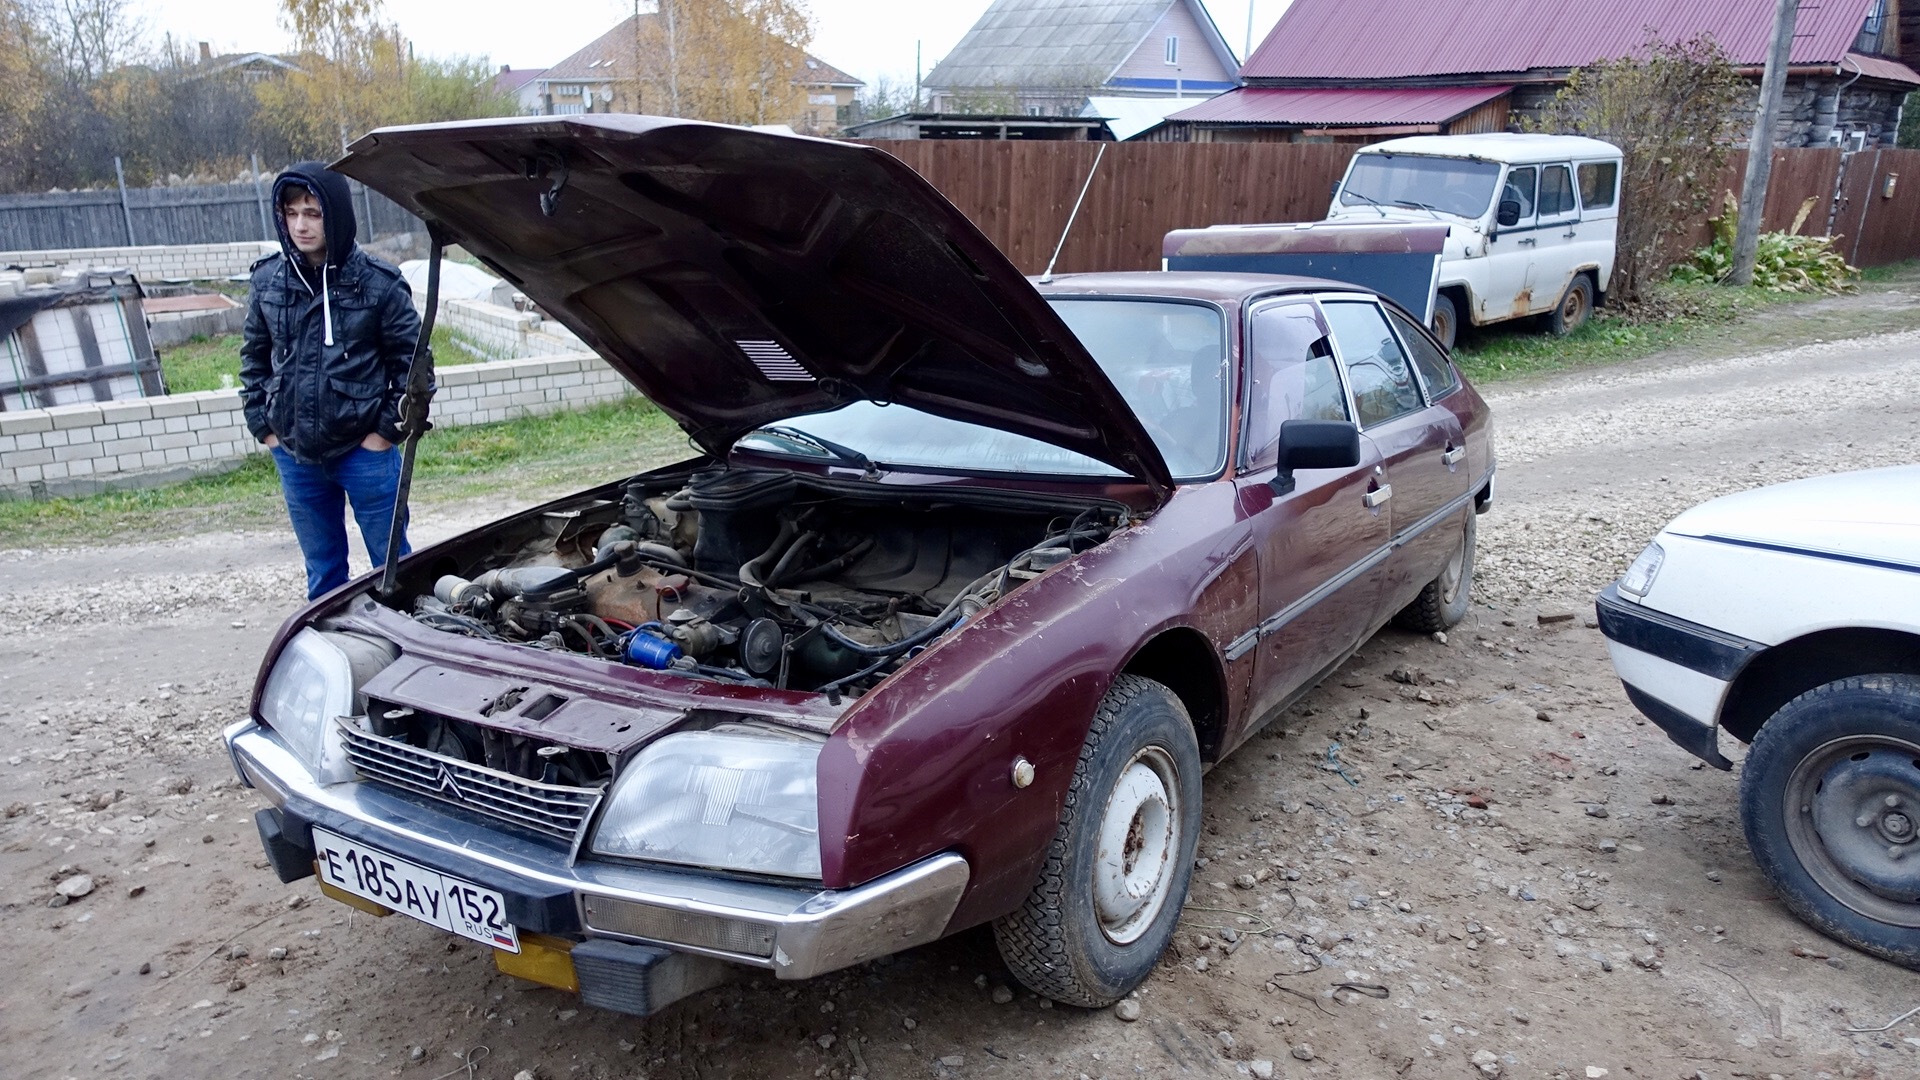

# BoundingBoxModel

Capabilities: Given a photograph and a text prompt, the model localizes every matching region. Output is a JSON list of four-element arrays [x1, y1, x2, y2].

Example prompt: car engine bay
[[392, 467, 1123, 700]]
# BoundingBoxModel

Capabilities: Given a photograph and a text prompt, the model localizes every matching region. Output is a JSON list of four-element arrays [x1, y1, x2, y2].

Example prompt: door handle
[[1363, 485, 1392, 509], [1562, 228, 1576, 238], [1518, 237, 1537, 246], [1442, 446, 1465, 466]]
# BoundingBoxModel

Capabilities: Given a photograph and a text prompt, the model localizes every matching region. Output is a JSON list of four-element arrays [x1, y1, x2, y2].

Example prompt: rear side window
[[1386, 308, 1458, 399], [1578, 161, 1619, 209], [1539, 164, 1576, 217], [1244, 301, 1348, 470], [1323, 301, 1423, 428]]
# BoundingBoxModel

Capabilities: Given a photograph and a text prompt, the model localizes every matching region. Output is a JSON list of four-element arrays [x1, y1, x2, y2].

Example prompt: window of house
[[1323, 301, 1424, 428], [1857, 0, 1889, 54], [1538, 164, 1577, 217], [1577, 162, 1618, 209], [1165, 36, 1179, 64], [1243, 301, 1348, 471]]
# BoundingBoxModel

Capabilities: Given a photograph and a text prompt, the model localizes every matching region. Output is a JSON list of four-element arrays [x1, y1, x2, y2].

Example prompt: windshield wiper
[[752, 425, 878, 474], [1341, 188, 1390, 217], [1392, 199, 1447, 221]]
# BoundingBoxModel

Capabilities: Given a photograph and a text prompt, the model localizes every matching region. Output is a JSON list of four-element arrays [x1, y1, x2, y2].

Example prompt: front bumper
[[225, 720, 969, 982], [1594, 583, 1766, 770]]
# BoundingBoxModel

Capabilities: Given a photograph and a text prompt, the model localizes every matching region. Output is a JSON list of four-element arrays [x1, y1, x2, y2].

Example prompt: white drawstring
[[321, 262, 334, 347]]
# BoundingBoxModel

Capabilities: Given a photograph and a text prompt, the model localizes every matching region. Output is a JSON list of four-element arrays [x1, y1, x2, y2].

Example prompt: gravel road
[[2, 323, 1917, 1080]]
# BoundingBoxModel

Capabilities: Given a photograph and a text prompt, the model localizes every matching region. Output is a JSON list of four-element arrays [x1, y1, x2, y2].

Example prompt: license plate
[[311, 827, 520, 953]]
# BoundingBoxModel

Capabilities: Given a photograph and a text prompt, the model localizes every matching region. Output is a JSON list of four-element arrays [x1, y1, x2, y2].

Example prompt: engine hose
[[517, 545, 626, 597], [820, 601, 966, 658], [784, 537, 875, 583], [817, 651, 896, 697], [766, 530, 820, 588], [739, 519, 799, 588], [629, 541, 688, 568]]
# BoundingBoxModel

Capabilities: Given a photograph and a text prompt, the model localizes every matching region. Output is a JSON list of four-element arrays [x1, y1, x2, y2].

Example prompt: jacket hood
[[332, 115, 1173, 498], [1665, 464, 1920, 569], [272, 161, 358, 272]]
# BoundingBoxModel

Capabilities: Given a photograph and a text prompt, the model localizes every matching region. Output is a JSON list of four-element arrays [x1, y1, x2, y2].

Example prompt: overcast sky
[[135, 0, 1292, 91]]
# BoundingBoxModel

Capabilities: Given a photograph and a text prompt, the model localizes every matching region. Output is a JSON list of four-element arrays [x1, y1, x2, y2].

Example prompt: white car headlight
[[259, 629, 393, 774], [1619, 541, 1665, 597], [592, 728, 823, 879]]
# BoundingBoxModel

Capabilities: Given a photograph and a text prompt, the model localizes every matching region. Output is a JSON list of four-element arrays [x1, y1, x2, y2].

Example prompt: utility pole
[[1244, 0, 1255, 64], [1730, 0, 1798, 285]]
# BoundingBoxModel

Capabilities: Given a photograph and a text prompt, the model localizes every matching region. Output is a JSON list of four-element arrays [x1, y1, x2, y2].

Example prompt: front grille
[[338, 723, 602, 841]]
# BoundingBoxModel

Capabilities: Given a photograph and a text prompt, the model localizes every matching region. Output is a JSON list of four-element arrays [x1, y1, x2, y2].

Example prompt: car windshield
[[1339, 154, 1503, 219], [733, 298, 1228, 481]]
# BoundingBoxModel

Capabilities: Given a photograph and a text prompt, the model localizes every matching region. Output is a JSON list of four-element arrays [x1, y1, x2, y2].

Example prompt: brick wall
[[0, 240, 278, 282], [438, 298, 586, 360], [0, 351, 634, 499]]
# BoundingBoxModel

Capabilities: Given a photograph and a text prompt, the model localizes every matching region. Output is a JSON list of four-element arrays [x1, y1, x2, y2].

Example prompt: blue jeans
[[270, 444, 411, 599]]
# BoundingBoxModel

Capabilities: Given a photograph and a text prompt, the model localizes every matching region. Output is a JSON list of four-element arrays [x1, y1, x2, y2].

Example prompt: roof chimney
[[198, 41, 211, 63], [500, 64, 510, 73]]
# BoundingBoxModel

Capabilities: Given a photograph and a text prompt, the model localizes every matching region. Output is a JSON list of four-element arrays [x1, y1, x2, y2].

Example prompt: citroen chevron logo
[[434, 762, 464, 802]]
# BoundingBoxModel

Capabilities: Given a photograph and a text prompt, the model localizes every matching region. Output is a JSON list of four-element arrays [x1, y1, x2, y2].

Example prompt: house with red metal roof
[[1152, 0, 1919, 146]]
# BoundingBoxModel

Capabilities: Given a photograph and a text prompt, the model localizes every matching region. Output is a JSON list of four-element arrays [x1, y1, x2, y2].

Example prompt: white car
[[1597, 465, 1920, 969], [1327, 133, 1623, 349]]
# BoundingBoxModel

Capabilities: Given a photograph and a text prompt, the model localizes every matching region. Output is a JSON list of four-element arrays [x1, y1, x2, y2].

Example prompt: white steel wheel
[[1092, 748, 1180, 945]]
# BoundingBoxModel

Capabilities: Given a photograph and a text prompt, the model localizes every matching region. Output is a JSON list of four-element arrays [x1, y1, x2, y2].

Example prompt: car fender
[[817, 482, 1255, 929], [1635, 532, 1920, 649]]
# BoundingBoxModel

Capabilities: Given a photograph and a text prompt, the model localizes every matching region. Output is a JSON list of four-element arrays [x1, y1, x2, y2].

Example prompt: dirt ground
[[3, 310, 1919, 1080]]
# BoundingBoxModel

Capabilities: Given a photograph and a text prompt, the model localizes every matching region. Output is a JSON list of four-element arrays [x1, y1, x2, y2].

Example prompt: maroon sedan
[[225, 115, 1493, 1015]]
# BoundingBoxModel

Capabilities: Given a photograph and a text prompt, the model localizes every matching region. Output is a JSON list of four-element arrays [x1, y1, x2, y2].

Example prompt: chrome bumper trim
[[225, 721, 969, 979]]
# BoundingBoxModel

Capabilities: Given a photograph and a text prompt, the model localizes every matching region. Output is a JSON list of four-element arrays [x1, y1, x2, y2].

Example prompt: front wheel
[[1740, 674, 1920, 969], [993, 674, 1201, 1006]]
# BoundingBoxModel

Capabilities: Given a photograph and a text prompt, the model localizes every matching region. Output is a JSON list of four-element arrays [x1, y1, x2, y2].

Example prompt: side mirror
[[1268, 419, 1360, 495], [1496, 199, 1522, 228]]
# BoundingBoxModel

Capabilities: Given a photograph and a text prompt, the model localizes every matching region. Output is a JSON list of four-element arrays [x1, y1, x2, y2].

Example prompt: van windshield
[[1339, 154, 1503, 219]]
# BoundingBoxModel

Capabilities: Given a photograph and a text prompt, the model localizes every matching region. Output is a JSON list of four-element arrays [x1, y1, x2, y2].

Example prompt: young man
[[240, 162, 422, 600]]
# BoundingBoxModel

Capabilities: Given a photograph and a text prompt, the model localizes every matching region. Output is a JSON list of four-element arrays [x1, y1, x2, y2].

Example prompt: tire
[[1547, 274, 1593, 336], [993, 674, 1202, 1006], [1430, 292, 1459, 352], [1394, 509, 1475, 633], [1740, 674, 1920, 970]]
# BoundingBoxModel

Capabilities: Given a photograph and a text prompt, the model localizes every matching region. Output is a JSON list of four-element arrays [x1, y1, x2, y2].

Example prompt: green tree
[[1527, 34, 1749, 302]]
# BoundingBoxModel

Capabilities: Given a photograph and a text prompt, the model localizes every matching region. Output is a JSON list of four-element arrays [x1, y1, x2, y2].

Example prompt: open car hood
[[335, 115, 1172, 498]]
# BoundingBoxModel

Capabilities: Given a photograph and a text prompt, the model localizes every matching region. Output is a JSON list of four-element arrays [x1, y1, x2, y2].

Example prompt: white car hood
[[1665, 464, 1920, 568]]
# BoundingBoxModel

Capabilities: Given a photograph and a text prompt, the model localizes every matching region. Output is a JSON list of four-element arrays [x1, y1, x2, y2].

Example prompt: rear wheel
[[993, 674, 1201, 1006], [1548, 274, 1593, 335], [1740, 674, 1920, 969], [1430, 292, 1459, 351], [1395, 509, 1475, 633]]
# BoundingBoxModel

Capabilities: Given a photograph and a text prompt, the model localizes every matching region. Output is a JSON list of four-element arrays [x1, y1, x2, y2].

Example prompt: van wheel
[[993, 674, 1201, 1007], [1740, 675, 1920, 969], [1548, 275, 1593, 335], [1395, 510, 1475, 633], [1430, 293, 1459, 351]]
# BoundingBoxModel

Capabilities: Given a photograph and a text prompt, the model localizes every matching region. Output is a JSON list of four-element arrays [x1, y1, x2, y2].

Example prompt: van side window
[[1244, 301, 1348, 470], [1499, 166, 1537, 225], [1578, 162, 1618, 209], [1539, 164, 1576, 217], [1323, 301, 1423, 428], [1386, 308, 1458, 400]]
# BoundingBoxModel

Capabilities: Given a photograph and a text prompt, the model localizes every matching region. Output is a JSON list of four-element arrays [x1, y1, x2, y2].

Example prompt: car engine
[[394, 467, 1121, 698]]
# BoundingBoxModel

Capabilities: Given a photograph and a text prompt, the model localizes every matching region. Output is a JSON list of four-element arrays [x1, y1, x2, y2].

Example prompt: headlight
[[258, 629, 393, 774], [1619, 541, 1665, 597], [591, 728, 823, 879]]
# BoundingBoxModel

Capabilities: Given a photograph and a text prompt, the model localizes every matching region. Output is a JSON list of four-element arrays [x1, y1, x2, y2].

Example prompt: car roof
[[1034, 270, 1363, 305], [1357, 132, 1622, 163]]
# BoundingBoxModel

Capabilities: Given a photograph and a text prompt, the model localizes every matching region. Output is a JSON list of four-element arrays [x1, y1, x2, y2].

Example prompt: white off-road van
[[1327, 133, 1623, 349]]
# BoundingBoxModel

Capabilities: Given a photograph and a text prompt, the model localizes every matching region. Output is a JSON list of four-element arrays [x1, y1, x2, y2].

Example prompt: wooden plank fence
[[0, 177, 422, 252]]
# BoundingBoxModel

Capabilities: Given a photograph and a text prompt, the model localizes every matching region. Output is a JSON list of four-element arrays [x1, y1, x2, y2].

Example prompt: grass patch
[[1450, 267, 1920, 383], [155, 326, 492, 396], [0, 395, 687, 549]]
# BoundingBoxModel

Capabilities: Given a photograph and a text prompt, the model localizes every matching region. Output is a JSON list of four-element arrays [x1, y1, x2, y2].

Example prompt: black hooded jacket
[[239, 161, 421, 463]]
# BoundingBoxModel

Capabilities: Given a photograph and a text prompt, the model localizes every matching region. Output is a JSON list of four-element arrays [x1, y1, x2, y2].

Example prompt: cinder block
[[67, 457, 94, 476], [117, 422, 144, 439], [150, 398, 200, 418], [46, 405, 104, 430], [139, 418, 166, 436], [162, 446, 191, 465], [10, 447, 53, 467], [140, 449, 168, 468], [41, 460, 68, 480], [187, 413, 211, 430], [14, 463, 41, 483], [151, 432, 194, 451], [53, 443, 100, 462], [103, 437, 146, 456], [186, 444, 211, 461], [97, 400, 153, 424], [116, 453, 145, 470], [161, 415, 189, 434], [8, 431, 42, 452], [0, 413, 53, 435], [39, 428, 69, 447]]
